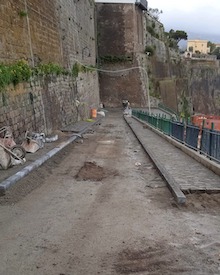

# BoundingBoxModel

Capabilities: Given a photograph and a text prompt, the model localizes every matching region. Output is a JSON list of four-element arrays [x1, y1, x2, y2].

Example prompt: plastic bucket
[[91, 108, 97, 118]]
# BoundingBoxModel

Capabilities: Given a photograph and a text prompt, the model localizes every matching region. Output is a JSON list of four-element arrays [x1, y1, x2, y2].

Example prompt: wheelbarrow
[[0, 127, 26, 169], [21, 131, 45, 153]]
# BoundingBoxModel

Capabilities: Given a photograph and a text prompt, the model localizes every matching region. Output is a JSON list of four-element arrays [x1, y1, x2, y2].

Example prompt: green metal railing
[[132, 110, 172, 135], [132, 109, 220, 163], [158, 103, 178, 115]]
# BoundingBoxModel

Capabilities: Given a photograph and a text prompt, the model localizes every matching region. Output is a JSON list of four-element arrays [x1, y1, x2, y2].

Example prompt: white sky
[[95, 0, 220, 42], [149, 0, 220, 40]]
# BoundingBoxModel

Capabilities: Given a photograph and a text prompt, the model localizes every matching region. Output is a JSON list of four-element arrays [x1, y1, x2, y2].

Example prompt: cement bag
[[0, 147, 11, 170]]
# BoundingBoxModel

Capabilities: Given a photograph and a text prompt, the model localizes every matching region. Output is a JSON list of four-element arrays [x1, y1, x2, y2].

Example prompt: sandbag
[[0, 146, 11, 170]]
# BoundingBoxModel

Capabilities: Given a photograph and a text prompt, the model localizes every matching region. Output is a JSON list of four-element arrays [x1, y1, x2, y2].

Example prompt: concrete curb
[[0, 118, 102, 195], [124, 116, 186, 204], [132, 116, 220, 177]]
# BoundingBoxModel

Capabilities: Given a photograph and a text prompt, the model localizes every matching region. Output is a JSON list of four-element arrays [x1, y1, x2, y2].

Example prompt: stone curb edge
[[0, 117, 102, 195], [124, 116, 186, 204]]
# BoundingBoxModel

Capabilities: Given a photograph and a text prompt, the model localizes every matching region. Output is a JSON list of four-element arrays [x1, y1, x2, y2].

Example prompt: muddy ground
[[0, 110, 220, 275]]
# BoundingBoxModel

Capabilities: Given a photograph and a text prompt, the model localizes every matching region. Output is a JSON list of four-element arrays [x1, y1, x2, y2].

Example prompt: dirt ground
[[0, 110, 220, 275]]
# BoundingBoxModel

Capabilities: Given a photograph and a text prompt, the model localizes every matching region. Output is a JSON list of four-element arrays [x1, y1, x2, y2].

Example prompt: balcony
[[135, 0, 148, 11]]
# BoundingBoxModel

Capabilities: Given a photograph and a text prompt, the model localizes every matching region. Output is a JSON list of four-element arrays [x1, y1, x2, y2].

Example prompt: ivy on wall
[[99, 55, 133, 64], [72, 62, 96, 78], [0, 60, 96, 92], [0, 60, 31, 90]]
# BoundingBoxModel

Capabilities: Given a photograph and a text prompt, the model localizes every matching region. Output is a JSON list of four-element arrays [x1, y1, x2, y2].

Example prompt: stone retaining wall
[[0, 72, 99, 142], [0, 0, 99, 140]]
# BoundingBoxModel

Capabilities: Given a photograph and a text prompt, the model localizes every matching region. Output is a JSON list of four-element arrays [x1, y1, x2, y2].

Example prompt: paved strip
[[0, 118, 102, 195], [125, 116, 220, 201], [125, 116, 186, 204]]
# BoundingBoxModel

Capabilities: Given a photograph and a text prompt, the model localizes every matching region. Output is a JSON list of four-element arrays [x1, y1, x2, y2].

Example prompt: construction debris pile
[[0, 127, 58, 170]]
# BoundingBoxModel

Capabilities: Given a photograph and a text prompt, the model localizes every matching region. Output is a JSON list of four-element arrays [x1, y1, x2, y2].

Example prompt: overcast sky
[[148, 0, 220, 42]]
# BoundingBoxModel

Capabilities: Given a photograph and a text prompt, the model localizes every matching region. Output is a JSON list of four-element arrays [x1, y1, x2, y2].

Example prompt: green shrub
[[99, 55, 133, 63], [72, 63, 81, 78], [0, 65, 12, 89], [18, 10, 28, 17], [145, 46, 155, 56], [10, 60, 32, 85], [0, 60, 96, 92], [37, 63, 64, 76], [147, 26, 155, 36], [0, 60, 31, 88]]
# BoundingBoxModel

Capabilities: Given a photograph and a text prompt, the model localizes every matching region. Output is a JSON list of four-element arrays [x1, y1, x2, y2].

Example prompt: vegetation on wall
[[99, 55, 133, 64], [33, 63, 68, 76], [146, 26, 159, 39], [145, 12, 165, 42], [72, 63, 81, 78], [0, 60, 96, 92], [148, 8, 163, 21], [72, 62, 96, 78], [145, 46, 155, 56], [0, 60, 31, 90], [148, 78, 161, 99], [18, 10, 28, 17], [180, 94, 191, 120]]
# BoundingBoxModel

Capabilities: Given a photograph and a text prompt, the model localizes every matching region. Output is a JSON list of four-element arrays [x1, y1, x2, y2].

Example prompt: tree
[[168, 29, 188, 43], [212, 47, 220, 59], [148, 8, 163, 21], [207, 41, 216, 53], [165, 29, 187, 50]]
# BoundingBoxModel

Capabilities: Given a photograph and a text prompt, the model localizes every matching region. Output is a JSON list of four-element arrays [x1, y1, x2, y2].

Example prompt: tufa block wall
[[96, 3, 147, 107], [0, 0, 61, 64], [0, 0, 99, 140], [57, 0, 96, 68]]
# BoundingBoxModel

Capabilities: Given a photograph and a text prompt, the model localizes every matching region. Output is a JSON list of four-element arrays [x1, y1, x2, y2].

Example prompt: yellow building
[[187, 40, 210, 54]]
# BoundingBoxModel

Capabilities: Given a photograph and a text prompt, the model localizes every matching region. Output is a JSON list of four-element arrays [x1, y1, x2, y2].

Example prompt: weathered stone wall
[[144, 13, 181, 111], [0, 0, 61, 64], [0, 0, 96, 66], [97, 3, 135, 56], [0, 71, 99, 140], [184, 60, 220, 115], [96, 3, 146, 107], [0, 0, 99, 140], [144, 13, 220, 116], [99, 62, 146, 107], [57, 0, 96, 68]]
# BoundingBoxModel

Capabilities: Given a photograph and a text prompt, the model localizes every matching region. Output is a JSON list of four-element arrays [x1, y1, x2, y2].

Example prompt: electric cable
[[73, 58, 151, 113]]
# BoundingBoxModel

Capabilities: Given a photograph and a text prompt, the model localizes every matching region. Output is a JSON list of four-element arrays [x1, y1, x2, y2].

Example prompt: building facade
[[187, 40, 210, 54]]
